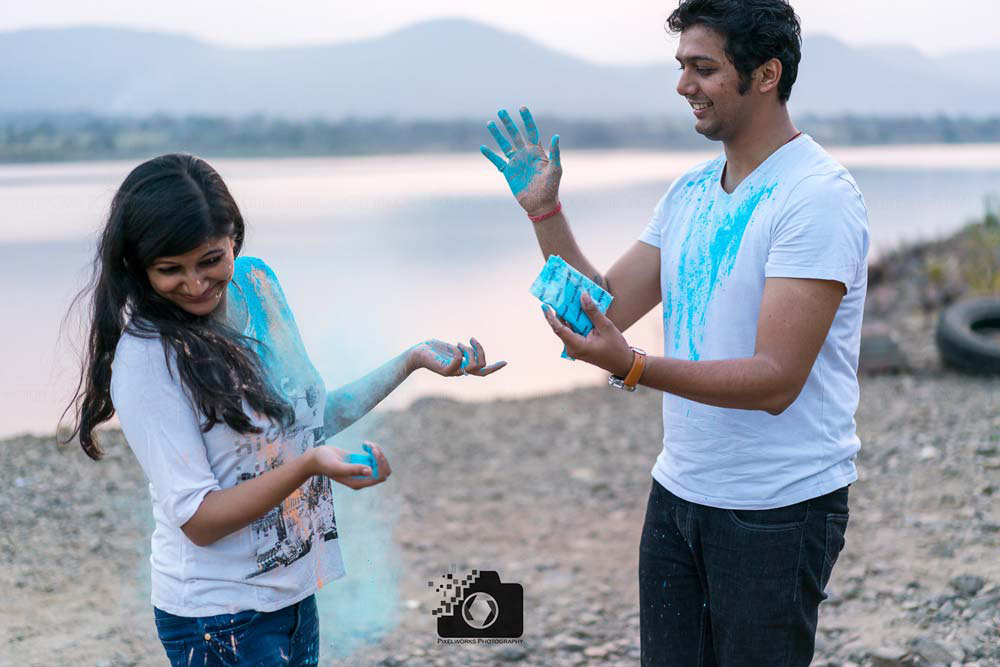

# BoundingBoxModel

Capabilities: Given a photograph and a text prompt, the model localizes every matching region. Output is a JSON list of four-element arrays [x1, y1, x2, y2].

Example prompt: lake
[[2, 144, 999, 438]]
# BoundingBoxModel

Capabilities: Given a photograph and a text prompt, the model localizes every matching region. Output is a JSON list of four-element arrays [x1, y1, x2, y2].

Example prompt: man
[[479, 0, 869, 664]]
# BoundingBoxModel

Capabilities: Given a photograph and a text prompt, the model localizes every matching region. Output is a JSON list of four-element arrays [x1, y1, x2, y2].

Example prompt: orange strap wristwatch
[[608, 347, 646, 392]]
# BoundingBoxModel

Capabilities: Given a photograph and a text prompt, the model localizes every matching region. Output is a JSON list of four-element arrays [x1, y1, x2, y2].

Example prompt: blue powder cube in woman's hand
[[347, 444, 378, 479], [529, 255, 613, 359]]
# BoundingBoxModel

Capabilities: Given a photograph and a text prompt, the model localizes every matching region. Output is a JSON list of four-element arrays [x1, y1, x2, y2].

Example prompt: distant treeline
[[2, 112, 1000, 163]]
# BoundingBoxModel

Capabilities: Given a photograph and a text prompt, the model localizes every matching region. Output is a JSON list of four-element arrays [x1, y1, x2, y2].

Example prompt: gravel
[[1, 363, 997, 666]]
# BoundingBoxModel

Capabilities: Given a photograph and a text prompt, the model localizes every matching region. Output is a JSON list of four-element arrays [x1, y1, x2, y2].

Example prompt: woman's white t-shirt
[[110, 257, 345, 616]]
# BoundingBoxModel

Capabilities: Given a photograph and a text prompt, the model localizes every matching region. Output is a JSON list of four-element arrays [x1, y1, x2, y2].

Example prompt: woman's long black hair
[[61, 153, 294, 460]]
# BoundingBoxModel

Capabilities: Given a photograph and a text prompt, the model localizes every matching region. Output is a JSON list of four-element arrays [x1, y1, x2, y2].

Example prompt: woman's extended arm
[[323, 349, 413, 437], [323, 338, 506, 437], [181, 443, 390, 547]]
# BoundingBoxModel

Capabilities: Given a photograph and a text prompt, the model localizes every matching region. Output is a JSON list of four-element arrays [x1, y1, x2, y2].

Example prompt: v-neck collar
[[716, 133, 806, 198]]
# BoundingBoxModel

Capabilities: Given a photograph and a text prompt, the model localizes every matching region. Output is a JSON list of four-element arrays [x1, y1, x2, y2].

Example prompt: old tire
[[936, 297, 1000, 374]]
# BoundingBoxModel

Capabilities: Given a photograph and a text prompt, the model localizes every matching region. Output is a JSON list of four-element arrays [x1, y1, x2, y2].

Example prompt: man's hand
[[480, 106, 562, 217], [542, 291, 634, 376]]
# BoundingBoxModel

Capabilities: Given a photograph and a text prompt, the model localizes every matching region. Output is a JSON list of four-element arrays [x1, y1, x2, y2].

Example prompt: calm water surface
[[2, 145, 999, 438]]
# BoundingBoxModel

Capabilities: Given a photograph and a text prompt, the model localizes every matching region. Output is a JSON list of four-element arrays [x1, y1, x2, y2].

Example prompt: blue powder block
[[347, 444, 378, 479], [530, 255, 613, 359]]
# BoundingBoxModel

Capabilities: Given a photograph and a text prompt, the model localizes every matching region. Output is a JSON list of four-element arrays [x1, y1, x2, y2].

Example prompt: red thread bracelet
[[529, 202, 562, 223]]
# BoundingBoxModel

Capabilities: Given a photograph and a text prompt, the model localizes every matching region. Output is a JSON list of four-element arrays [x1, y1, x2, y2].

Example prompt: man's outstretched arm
[[480, 106, 661, 333], [543, 277, 846, 415]]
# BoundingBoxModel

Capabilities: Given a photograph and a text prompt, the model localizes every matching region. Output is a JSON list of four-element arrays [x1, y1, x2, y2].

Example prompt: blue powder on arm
[[529, 255, 613, 359]]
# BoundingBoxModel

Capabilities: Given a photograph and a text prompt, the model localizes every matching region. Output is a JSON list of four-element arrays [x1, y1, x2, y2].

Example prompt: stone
[[859, 321, 907, 373], [870, 646, 908, 666], [556, 635, 587, 652], [909, 638, 964, 665], [950, 575, 986, 597], [583, 646, 608, 658], [968, 590, 1000, 613], [498, 645, 528, 662], [930, 542, 956, 558], [918, 446, 940, 461]]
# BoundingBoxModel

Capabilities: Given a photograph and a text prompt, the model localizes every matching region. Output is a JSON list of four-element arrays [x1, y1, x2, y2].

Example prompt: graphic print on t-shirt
[[229, 257, 340, 580], [236, 421, 339, 579], [664, 159, 777, 360]]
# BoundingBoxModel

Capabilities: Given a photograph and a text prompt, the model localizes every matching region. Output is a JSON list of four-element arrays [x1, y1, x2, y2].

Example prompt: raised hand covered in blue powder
[[480, 106, 562, 217]]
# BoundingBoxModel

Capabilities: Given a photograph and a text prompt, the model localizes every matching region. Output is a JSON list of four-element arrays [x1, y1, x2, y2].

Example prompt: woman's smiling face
[[146, 236, 236, 317]]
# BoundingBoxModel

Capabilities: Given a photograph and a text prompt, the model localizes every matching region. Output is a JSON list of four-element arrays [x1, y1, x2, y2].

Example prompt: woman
[[61, 153, 504, 666]]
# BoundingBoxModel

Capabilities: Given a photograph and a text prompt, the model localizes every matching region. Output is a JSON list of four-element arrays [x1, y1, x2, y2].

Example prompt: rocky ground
[[2, 367, 998, 666], [2, 223, 998, 667]]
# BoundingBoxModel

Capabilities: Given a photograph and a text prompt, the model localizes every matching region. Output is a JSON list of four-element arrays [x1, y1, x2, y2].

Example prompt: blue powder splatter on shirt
[[668, 164, 777, 360]]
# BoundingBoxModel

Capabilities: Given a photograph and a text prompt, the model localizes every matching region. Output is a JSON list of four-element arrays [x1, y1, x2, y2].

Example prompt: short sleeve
[[639, 191, 670, 249], [232, 256, 313, 368], [765, 172, 870, 292], [111, 334, 221, 529]]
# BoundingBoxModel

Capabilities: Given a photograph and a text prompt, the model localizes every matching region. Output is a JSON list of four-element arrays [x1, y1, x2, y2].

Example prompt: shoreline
[[5, 141, 1000, 169]]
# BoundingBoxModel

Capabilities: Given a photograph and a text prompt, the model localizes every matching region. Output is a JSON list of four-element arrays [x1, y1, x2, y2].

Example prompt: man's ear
[[756, 58, 783, 96]]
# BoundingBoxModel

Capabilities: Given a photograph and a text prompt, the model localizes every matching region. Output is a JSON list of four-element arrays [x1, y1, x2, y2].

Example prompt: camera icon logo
[[461, 592, 498, 629], [429, 569, 523, 639]]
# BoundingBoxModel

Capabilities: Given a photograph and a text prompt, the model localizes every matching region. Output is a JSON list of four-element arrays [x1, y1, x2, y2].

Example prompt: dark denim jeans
[[639, 480, 849, 667], [153, 594, 319, 666]]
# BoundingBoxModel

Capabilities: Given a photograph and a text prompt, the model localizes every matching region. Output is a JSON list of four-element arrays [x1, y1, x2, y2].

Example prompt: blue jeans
[[153, 594, 320, 666], [639, 480, 849, 666]]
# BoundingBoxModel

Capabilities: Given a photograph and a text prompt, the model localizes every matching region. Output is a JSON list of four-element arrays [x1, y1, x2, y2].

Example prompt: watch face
[[607, 375, 636, 391]]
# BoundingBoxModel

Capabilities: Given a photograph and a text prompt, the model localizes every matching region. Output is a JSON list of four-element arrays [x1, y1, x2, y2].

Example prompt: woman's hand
[[480, 106, 562, 217], [308, 442, 392, 490], [407, 338, 507, 377]]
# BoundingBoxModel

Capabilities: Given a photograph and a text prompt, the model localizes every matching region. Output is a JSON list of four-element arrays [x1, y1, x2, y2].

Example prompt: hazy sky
[[2, 0, 997, 64]]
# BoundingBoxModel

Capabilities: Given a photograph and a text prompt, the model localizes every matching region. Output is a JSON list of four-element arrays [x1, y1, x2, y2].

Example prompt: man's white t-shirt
[[639, 135, 870, 509], [110, 257, 345, 616]]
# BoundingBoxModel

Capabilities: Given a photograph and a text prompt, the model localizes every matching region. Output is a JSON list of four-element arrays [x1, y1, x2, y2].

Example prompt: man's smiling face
[[675, 24, 755, 142]]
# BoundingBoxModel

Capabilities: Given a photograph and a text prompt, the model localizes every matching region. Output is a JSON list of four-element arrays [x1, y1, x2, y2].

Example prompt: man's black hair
[[667, 0, 802, 103]]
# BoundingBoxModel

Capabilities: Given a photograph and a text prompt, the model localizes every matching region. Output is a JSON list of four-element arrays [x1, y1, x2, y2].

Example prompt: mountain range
[[2, 19, 999, 119]]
